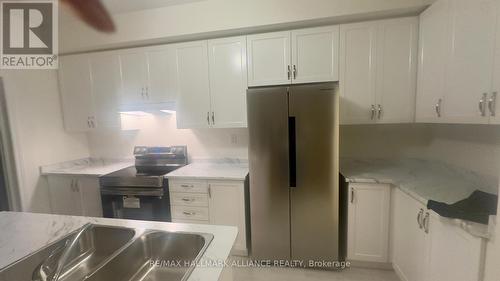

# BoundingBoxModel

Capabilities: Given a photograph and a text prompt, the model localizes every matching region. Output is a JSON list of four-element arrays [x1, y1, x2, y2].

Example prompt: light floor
[[230, 260, 400, 281]]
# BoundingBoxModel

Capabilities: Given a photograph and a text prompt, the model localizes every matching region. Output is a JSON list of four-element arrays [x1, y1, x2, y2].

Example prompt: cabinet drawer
[[169, 180, 208, 193], [171, 193, 209, 207], [172, 206, 209, 221]]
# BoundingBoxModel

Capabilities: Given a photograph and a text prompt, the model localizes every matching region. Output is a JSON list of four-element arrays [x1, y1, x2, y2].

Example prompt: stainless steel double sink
[[0, 225, 213, 281]]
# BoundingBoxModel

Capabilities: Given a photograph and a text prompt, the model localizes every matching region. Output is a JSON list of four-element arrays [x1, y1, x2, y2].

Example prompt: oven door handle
[[101, 187, 164, 197]]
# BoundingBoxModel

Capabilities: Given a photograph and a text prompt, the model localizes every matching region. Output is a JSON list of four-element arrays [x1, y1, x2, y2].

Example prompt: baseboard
[[349, 260, 394, 270]]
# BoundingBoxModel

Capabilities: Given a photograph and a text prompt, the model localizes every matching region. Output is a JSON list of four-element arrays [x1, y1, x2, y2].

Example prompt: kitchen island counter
[[0, 212, 237, 281]]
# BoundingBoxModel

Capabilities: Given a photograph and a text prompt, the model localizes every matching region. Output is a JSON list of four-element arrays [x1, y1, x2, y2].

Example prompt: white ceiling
[[60, 0, 204, 23], [101, 0, 202, 14]]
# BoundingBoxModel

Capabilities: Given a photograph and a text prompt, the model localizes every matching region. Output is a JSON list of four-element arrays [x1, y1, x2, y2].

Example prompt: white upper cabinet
[[291, 26, 340, 84], [347, 183, 391, 263], [208, 36, 248, 128], [175, 41, 212, 129], [375, 17, 418, 123], [146, 47, 178, 104], [247, 31, 291, 87], [89, 52, 122, 130], [416, 0, 450, 123], [488, 0, 500, 124], [58, 55, 95, 132], [339, 22, 378, 124], [444, 0, 497, 124], [119, 51, 149, 106], [340, 18, 418, 125], [417, 0, 499, 124]]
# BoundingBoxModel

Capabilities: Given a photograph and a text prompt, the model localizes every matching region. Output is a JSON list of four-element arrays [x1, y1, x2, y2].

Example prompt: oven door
[[100, 187, 171, 222]]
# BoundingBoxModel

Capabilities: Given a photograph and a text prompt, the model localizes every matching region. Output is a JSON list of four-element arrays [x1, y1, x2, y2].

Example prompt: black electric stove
[[100, 146, 187, 222]]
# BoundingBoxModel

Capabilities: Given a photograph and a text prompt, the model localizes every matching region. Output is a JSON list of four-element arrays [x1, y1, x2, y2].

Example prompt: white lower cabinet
[[347, 183, 391, 263], [169, 178, 248, 255], [392, 188, 429, 281], [391, 188, 485, 281], [47, 175, 103, 217]]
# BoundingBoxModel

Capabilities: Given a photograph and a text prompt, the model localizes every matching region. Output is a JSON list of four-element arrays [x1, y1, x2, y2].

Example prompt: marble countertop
[[0, 212, 237, 281], [167, 159, 249, 181], [40, 158, 134, 176], [341, 158, 498, 238]]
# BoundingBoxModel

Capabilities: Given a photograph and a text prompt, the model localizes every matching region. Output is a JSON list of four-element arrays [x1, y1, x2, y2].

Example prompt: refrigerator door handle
[[288, 116, 296, 188]]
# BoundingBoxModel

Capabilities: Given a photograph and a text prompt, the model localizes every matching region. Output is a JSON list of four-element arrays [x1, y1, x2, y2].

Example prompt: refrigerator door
[[289, 83, 339, 263], [247, 86, 291, 260]]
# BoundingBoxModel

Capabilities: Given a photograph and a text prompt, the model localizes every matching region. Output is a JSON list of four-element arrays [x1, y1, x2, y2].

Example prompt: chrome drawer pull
[[182, 211, 196, 216], [181, 198, 195, 202], [180, 184, 194, 188]]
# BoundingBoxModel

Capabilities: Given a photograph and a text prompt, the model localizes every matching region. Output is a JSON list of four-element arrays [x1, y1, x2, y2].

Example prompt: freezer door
[[247, 86, 291, 260], [289, 83, 339, 263]]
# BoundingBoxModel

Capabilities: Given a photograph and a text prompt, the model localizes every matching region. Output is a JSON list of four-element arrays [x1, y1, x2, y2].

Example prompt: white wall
[[88, 113, 248, 160], [60, 0, 433, 53], [341, 124, 500, 178], [1, 70, 90, 213]]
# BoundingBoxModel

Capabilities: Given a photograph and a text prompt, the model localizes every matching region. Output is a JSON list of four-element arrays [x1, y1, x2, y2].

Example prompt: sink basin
[[0, 225, 213, 281], [85, 231, 213, 281], [0, 225, 136, 281]]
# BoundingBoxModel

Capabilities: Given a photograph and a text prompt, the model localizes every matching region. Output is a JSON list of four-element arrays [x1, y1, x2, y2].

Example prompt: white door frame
[[0, 78, 21, 211]]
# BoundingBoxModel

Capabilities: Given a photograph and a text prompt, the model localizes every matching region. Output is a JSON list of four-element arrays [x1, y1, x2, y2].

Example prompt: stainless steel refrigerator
[[247, 83, 340, 264]]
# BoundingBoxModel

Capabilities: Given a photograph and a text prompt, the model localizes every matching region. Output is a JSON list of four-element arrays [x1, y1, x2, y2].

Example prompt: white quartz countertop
[[341, 158, 498, 205], [41, 158, 134, 176], [167, 161, 249, 181], [0, 212, 237, 281]]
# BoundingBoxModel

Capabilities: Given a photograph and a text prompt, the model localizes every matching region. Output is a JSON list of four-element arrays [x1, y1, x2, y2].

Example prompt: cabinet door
[[489, 0, 500, 124], [146, 47, 178, 104], [291, 25, 339, 84], [247, 31, 291, 86], [78, 177, 103, 217], [339, 22, 377, 124], [208, 36, 248, 128], [208, 181, 247, 255], [120, 51, 148, 105], [416, 0, 449, 123], [58, 55, 94, 132], [426, 212, 484, 281], [443, 0, 497, 124], [47, 176, 83, 216], [375, 18, 418, 123], [347, 183, 390, 263], [89, 53, 122, 129], [392, 189, 429, 281], [175, 41, 211, 129]]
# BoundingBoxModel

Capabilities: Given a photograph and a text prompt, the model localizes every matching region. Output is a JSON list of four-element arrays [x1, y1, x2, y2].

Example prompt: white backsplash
[[87, 113, 249, 161]]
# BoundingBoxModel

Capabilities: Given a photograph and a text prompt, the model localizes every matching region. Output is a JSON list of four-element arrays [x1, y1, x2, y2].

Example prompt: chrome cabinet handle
[[435, 98, 442, 118], [423, 212, 430, 234], [350, 188, 355, 204], [207, 112, 210, 125], [181, 198, 195, 202], [489, 92, 497, 117], [287, 65, 291, 80], [211, 112, 215, 125], [479, 93, 488, 117], [377, 104, 382, 120], [208, 185, 212, 198], [417, 209, 424, 229], [145, 86, 149, 99], [181, 184, 194, 188], [87, 118, 91, 128], [371, 105, 376, 120], [293, 65, 297, 79], [182, 211, 196, 216]]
